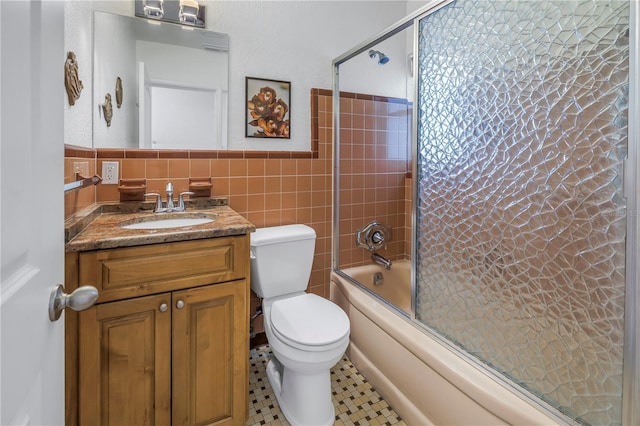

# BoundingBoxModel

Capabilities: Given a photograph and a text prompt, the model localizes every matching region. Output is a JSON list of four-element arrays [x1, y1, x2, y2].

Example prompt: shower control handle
[[356, 221, 392, 252], [372, 230, 385, 244]]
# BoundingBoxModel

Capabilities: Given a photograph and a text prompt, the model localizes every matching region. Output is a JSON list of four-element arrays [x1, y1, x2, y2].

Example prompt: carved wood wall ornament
[[64, 51, 84, 106], [115, 77, 123, 108], [102, 94, 113, 127]]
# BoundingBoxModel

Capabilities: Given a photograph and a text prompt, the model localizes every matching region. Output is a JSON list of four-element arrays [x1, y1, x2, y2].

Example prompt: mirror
[[93, 11, 229, 150]]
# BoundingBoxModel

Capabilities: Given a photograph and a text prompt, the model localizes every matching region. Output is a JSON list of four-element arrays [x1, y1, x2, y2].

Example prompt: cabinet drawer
[[79, 236, 248, 302]]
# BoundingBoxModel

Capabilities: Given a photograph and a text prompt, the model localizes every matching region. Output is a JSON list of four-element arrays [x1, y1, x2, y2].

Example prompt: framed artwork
[[245, 77, 291, 138]]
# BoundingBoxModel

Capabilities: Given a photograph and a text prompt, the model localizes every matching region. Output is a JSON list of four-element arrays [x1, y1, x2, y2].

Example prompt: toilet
[[250, 224, 350, 426]]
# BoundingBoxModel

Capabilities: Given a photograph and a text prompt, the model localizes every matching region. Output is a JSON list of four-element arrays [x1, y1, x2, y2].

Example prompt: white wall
[[337, 25, 414, 100], [136, 40, 227, 89], [64, 0, 132, 148], [64, 0, 418, 151], [93, 10, 137, 148]]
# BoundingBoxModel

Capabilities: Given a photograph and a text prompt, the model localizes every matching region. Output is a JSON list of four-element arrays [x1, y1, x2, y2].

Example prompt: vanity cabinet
[[66, 236, 249, 426]]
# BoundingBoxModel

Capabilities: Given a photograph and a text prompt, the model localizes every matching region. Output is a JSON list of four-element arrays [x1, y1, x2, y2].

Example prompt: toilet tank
[[250, 224, 316, 299]]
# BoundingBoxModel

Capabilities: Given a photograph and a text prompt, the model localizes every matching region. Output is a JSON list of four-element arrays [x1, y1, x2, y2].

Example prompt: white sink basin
[[121, 217, 214, 230]]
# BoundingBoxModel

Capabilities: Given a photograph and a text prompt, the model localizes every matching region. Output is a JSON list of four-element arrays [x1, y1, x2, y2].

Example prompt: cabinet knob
[[176, 300, 185, 309], [159, 303, 168, 312]]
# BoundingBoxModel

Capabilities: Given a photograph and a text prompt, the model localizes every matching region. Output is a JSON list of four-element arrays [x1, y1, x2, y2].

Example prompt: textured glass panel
[[415, 1, 628, 425]]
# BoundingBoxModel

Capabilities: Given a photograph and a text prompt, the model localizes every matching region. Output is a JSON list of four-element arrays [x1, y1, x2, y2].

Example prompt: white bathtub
[[330, 262, 562, 426]]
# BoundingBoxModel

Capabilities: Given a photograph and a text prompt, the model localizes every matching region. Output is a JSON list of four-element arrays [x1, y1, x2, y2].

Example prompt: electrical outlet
[[73, 161, 89, 177], [102, 161, 119, 184]]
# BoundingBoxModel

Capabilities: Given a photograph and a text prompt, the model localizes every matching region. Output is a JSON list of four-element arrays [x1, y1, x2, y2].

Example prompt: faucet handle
[[178, 191, 195, 211], [356, 221, 392, 252], [144, 193, 163, 212]]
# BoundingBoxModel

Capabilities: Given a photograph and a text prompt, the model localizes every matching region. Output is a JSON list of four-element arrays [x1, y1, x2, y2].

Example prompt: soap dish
[[118, 178, 147, 202], [189, 177, 213, 198]]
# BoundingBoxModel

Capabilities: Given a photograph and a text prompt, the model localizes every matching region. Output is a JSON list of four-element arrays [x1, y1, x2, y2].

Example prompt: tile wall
[[336, 93, 412, 268], [64, 145, 99, 219], [64, 88, 411, 310]]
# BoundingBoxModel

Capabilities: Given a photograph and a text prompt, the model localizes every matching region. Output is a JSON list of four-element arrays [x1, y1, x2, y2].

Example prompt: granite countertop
[[65, 198, 255, 252]]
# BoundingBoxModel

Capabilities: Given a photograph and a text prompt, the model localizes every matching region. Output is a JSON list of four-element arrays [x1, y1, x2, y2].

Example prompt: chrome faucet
[[371, 252, 392, 270], [145, 182, 194, 213], [165, 182, 174, 210]]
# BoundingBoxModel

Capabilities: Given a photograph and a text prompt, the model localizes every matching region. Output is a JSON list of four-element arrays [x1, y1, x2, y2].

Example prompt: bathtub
[[330, 261, 562, 426]]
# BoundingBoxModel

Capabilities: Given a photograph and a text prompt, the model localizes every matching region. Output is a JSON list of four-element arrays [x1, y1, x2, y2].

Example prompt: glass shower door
[[414, 1, 630, 424]]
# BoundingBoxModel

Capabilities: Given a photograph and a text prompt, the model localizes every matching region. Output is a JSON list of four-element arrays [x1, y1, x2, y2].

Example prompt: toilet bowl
[[263, 293, 350, 425], [250, 225, 351, 426]]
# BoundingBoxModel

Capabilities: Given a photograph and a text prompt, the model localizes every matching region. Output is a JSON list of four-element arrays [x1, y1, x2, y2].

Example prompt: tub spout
[[371, 252, 392, 270]]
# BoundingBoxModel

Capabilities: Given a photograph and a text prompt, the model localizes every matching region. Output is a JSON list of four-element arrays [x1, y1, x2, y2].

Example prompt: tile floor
[[246, 345, 406, 426]]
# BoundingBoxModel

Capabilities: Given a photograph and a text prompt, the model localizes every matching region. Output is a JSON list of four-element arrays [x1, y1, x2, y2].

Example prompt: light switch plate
[[73, 161, 89, 176]]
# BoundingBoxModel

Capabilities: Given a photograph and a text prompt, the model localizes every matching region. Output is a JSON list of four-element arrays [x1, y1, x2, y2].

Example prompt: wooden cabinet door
[[79, 293, 172, 426], [172, 280, 248, 426]]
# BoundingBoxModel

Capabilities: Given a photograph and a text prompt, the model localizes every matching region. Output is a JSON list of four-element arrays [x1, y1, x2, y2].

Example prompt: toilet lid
[[270, 294, 350, 347]]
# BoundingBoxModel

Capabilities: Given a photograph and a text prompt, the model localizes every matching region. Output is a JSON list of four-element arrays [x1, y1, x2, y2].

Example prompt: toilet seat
[[270, 294, 350, 351]]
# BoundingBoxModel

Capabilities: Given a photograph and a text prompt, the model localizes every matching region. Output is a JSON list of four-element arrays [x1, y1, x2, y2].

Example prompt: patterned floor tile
[[246, 345, 406, 426]]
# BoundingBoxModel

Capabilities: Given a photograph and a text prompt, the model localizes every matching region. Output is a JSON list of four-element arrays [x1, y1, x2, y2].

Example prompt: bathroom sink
[[119, 214, 215, 230]]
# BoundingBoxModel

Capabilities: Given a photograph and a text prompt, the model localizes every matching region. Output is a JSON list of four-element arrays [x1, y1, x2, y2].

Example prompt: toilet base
[[266, 356, 335, 426]]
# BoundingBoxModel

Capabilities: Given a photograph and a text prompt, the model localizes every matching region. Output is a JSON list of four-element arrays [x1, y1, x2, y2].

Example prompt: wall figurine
[[102, 94, 113, 127], [64, 51, 83, 106], [115, 77, 123, 108]]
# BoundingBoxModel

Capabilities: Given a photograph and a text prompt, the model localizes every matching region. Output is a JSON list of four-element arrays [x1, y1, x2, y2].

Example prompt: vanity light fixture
[[135, 0, 205, 28], [143, 0, 164, 18], [179, 0, 199, 25]]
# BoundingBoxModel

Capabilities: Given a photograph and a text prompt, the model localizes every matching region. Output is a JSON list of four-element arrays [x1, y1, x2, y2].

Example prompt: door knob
[[48, 284, 99, 321], [176, 300, 185, 309]]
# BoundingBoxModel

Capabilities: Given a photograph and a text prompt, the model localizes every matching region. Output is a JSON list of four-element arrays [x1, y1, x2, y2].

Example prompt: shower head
[[369, 49, 390, 65]]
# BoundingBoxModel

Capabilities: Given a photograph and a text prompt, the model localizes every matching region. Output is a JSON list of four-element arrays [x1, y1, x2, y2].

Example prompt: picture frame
[[245, 77, 291, 138]]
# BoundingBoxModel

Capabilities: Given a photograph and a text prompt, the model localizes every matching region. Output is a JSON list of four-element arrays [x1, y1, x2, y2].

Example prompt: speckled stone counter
[[65, 199, 255, 252]]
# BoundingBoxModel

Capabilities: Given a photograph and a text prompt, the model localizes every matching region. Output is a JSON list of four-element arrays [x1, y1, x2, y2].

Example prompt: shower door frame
[[622, 2, 639, 425]]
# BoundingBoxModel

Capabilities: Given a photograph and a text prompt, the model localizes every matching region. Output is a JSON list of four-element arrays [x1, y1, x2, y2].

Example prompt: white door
[[139, 61, 153, 149], [150, 85, 218, 149], [1, 1, 65, 424]]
